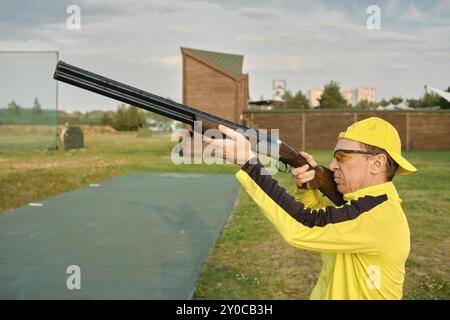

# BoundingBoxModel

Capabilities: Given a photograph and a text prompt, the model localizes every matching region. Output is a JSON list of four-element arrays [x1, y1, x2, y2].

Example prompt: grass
[[0, 125, 236, 212], [0, 126, 449, 299]]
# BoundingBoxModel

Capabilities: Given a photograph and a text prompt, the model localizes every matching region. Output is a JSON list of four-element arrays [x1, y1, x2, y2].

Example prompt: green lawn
[[195, 151, 450, 300], [0, 127, 449, 299]]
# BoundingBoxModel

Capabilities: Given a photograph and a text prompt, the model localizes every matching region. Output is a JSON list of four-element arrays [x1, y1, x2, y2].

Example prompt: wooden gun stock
[[279, 143, 345, 206]]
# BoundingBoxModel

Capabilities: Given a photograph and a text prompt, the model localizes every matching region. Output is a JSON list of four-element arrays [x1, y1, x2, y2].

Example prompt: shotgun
[[53, 61, 345, 206]]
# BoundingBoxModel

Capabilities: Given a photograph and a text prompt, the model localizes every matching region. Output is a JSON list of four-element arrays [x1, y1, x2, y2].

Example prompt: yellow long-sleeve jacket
[[236, 160, 410, 300]]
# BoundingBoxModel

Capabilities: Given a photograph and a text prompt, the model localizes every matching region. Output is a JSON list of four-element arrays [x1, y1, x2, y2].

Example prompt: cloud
[[237, 23, 421, 53], [1, 0, 449, 110], [0, 0, 222, 41], [77, 0, 221, 15], [164, 24, 206, 34], [77, 0, 149, 16], [245, 54, 338, 72], [400, 4, 428, 22], [235, 7, 283, 20], [145, 0, 222, 14], [144, 56, 182, 68]]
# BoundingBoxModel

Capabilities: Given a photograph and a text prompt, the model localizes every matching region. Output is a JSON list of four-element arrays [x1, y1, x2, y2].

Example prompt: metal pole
[[424, 85, 430, 108]]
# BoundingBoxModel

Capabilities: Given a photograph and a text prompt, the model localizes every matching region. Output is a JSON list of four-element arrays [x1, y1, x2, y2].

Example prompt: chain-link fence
[[0, 51, 58, 149]]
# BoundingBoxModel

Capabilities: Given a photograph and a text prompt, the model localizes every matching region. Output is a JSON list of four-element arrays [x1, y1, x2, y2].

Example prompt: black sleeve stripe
[[241, 159, 388, 228]]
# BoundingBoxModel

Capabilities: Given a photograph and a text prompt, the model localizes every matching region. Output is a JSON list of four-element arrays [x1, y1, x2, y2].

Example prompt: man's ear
[[370, 154, 387, 175]]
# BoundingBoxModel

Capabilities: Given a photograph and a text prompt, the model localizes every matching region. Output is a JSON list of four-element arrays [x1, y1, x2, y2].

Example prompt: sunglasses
[[333, 149, 373, 162]]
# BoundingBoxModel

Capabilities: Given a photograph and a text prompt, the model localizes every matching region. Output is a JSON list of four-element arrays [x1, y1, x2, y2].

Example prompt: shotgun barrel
[[53, 61, 344, 206]]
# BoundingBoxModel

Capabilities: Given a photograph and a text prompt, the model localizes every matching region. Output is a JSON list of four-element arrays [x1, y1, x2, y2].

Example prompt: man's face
[[329, 138, 373, 194]]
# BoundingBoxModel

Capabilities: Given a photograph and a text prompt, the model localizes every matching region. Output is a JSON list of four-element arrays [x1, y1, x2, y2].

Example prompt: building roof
[[181, 47, 243, 78], [376, 102, 414, 111], [249, 99, 282, 106], [427, 86, 450, 103]]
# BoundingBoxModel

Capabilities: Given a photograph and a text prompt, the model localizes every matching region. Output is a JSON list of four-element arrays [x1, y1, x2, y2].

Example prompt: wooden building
[[181, 47, 249, 124]]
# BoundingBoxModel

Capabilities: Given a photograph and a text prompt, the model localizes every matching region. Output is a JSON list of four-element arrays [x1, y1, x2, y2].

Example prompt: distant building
[[308, 88, 324, 108], [272, 80, 286, 101], [355, 86, 376, 104], [146, 119, 173, 132], [341, 89, 353, 105], [308, 86, 376, 107], [248, 99, 283, 110], [181, 47, 249, 124]]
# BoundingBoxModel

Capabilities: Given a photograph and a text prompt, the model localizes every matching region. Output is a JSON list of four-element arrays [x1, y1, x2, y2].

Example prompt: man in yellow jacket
[[206, 117, 417, 300]]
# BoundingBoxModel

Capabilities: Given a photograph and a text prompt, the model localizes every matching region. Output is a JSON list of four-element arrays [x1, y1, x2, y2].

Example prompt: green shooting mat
[[0, 172, 240, 299]]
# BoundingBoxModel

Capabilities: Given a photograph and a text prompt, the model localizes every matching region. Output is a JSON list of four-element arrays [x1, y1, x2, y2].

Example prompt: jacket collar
[[343, 181, 401, 203]]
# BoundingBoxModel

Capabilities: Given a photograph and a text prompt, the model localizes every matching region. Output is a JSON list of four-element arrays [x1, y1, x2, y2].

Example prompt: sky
[[0, 0, 449, 112]]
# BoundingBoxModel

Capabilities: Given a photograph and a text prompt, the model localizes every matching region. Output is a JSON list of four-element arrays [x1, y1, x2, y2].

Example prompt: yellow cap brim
[[387, 150, 417, 175]]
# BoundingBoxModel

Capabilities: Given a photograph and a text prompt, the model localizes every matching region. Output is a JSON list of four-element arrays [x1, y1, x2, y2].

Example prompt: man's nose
[[329, 158, 339, 172]]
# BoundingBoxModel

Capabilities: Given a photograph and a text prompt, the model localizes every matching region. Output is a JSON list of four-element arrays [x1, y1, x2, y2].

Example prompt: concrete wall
[[242, 110, 450, 151]]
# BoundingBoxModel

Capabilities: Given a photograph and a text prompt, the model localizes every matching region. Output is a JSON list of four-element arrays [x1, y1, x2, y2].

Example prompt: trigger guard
[[284, 163, 292, 173], [276, 161, 291, 173], [276, 161, 286, 173]]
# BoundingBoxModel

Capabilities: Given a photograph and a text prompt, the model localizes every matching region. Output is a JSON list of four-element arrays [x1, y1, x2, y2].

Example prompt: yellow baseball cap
[[338, 117, 417, 175]]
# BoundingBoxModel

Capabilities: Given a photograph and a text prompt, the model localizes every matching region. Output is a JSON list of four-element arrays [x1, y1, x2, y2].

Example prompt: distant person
[[206, 117, 416, 300], [60, 122, 69, 142]]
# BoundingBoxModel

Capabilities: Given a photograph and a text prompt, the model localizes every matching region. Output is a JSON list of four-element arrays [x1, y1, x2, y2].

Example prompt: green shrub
[[112, 104, 145, 131]]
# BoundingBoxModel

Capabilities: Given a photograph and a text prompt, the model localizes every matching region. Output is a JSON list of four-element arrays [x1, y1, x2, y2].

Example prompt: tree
[[293, 90, 310, 109], [355, 99, 377, 110], [279, 90, 310, 109], [32, 97, 42, 115], [422, 92, 441, 108], [112, 104, 128, 131], [318, 81, 351, 109], [112, 104, 146, 131], [126, 105, 146, 131], [439, 86, 450, 109], [281, 90, 294, 109], [7, 100, 21, 115], [379, 98, 390, 107], [406, 92, 441, 109], [406, 98, 421, 109], [389, 96, 403, 105], [100, 113, 113, 126]]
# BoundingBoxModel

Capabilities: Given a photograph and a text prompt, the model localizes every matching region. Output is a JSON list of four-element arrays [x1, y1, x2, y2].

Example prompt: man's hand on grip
[[291, 151, 318, 189]]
